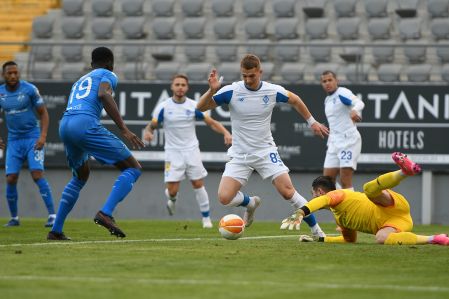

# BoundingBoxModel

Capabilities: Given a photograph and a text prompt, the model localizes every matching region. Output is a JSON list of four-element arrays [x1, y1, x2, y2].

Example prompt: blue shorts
[[6, 138, 45, 175], [59, 115, 132, 171]]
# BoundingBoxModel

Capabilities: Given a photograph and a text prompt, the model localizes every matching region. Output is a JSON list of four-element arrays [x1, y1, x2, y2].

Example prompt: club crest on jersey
[[185, 109, 192, 116], [262, 95, 269, 106], [17, 93, 25, 102]]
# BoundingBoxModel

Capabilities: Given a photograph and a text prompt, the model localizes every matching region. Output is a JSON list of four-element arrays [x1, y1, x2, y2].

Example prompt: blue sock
[[6, 183, 18, 218], [35, 178, 55, 214], [303, 213, 317, 227], [201, 211, 210, 217], [238, 194, 251, 207], [52, 177, 86, 233], [101, 168, 141, 216]]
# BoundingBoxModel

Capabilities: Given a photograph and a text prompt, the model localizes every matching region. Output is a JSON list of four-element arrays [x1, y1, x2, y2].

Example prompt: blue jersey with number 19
[[64, 68, 118, 119]]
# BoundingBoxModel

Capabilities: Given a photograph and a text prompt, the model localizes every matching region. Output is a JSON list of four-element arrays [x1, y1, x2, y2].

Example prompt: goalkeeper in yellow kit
[[281, 152, 449, 246]]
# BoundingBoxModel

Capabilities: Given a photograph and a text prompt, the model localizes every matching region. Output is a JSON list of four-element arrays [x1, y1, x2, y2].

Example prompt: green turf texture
[[1, 219, 448, 299]]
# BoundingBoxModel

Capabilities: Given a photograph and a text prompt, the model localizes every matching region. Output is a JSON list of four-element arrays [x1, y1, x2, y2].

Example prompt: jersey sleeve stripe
[[338, 95, 353, 106], [212, 90, 233, 105], [275, 91, 289, 103], [195, 109, 205, 120]]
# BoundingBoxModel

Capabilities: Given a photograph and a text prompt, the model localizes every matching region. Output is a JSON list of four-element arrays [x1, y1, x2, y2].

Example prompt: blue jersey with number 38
[[64, 68, 118, 119]]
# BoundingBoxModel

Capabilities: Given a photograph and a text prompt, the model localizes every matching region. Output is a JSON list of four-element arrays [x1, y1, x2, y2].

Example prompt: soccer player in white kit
[[320, 71, 364, 190], [144, 74, 232, 228], [197, 54, 328, 237]]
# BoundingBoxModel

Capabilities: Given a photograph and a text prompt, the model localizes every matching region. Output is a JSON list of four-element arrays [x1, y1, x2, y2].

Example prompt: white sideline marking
[[0, 235, 299, 248], [0, 275, 447, 293]]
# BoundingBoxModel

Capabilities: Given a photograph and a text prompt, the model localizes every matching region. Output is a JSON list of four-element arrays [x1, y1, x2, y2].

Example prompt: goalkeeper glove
[[280, 211, 304, 230]]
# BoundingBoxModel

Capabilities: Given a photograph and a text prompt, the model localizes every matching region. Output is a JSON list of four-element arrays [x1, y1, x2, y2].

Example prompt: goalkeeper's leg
[[379, 227, 449, 246]]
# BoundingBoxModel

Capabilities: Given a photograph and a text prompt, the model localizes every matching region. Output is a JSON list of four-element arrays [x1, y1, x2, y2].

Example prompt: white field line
[[0, 235, 305, 248], [0, 275, 447, 293]]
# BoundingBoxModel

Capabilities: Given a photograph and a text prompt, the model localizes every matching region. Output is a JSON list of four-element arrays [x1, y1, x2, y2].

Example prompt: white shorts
[[223, 149, 289, 185], [164, 147, 207, 182], [324, 131, 361, 170]]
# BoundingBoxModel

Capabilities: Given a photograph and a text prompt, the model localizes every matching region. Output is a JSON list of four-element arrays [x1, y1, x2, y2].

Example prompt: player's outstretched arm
[[35, 105, 49, 150], [204, 117, 232, 146], [98, 82, 144, 149], [197, 69, 221, 112], [287, 92, 329, 139]]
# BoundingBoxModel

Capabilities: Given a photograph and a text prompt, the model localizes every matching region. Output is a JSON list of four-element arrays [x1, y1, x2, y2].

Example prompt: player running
[[197, 54, 328, 237], [144, 74, 232, 228], [47, 47, 144, 240], [281, 152, 449, 246], [0, 61, 56, 227]]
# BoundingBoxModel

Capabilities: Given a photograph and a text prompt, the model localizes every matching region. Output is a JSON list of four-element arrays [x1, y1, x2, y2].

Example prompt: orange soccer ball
[[218, 214, 245, 240]]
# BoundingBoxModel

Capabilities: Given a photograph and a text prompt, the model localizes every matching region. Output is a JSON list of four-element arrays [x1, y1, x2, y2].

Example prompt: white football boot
[[243, 196, 261, 227]]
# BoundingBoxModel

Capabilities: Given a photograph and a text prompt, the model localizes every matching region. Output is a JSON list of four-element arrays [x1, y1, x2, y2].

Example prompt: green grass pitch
[[1, 219, 448, 299]]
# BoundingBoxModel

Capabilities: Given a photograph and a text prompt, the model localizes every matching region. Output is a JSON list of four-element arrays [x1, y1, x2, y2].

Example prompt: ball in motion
[[219, 214, 245, 240]]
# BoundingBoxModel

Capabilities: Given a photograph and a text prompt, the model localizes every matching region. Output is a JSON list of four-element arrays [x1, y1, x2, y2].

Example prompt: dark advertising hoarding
[[0, 82, 447, 172]]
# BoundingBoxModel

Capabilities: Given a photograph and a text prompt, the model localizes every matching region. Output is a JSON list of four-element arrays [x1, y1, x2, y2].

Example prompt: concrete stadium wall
[[0, 169, 447, 225]]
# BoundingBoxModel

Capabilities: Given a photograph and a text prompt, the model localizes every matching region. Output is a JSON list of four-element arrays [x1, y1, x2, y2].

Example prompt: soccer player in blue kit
[[47, 47, 145, 240], [0, 61, 56, 227]]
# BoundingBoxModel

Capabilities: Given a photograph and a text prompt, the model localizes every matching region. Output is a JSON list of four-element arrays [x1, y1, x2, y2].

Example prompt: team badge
[[262, 95, 269, 106]]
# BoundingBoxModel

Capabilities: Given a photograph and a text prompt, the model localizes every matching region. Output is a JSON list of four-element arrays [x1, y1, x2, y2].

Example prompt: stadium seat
[[122, 45, 145, 62], [275, 44, 300, 62], [92, 0, 114, 17], [61, 45, 84, 62], [31, 46, 53, 61], [279, 63, 306, 84], [442, 64, 449, 82], [154, 62, 180, 81], [152, 18, 176, 39], [184, 46, 206, 62], [243, 0, 266, 17], [395, 0, 419, 18], [302, 0, 327, 18], [272, 0, 296, 18], [62, 0, 84, 16], [371, 41, 395, 63], [30, 61, 55, 80], [398, 18, 421, 40], [430, 19, 449, 40], [123, 62, 146, 80], [336, 17, 360, 40], [62, 17, 85, 39], [364, 0, 388, 18], [427, 0, 449, 18], [261, 62, 274, 80], [377, 64, 402, 82], [152, 0, 175, 17], [367, 18, 391, 40], [309, 40, 332, 62], [32, 15, 54, 39], [274, 19, 299, 40], [213, 19, 236, 39], [211, 0, 235, 17], [217, 62, 241, 83], [247, 41, 271, 61], [151, 46, 175, 61], [305, 18, 329, 40], [181, 0, 204, 17], [313, 63, 340, 81], [92, 18, 114, 39], [436, 44, 449, 62], [403, 40, 427, 63], [121, 17, 146, 39], [244, 18, 267, 39], [334, 0, 357, 17], [60, 62, 85, 81], [343, 64, 370, 82], [406, 64, 432, 82], [215, 45, 238, 62], [183, 18, 206, 39], [121, 0, 144, 17], [185, 63, 212, 82]]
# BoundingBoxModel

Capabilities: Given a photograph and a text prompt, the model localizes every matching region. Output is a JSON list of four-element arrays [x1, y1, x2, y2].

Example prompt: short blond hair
[[240, 54, 261, 70], [171, 73, 189, 85]]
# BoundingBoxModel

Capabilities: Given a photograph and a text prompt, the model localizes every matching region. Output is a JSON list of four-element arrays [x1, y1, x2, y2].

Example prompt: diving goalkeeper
[[281, 152, 449, 246]]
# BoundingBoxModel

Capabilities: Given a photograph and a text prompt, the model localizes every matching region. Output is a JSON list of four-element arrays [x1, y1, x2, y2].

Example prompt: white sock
[[311, 224, 325, 236], [12, 216, 19, 220], [288, 191, 309, 210], [194, 186, 210, 214], [336, 182, 342, 189], [165, 189, 177, 201], [226, 191, 253, 207], [48, 214, 56, 218]]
